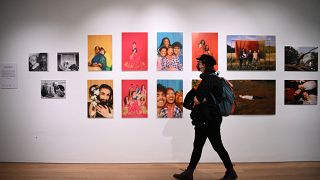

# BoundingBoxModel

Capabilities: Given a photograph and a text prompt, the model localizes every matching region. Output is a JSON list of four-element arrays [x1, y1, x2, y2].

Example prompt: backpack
[[209, 73, 236, 116]]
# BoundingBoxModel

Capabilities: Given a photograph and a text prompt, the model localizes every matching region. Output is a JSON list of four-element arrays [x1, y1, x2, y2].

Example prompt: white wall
[[0, 0, 319, 163]]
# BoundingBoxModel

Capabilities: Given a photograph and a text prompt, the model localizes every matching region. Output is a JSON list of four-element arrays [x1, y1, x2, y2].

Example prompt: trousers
[[188, 116, 233, 170]]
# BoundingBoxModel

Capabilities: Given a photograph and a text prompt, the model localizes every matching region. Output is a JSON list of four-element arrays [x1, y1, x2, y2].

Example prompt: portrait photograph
[[57, 52, 79, 71], [157, 80, 183, 118], [285, 46, 318, 71], [122, 80, 148, 118], [88, 35, 112, 71], [229, 80, 276, 115], [192, 33, 218, 71], [122, 32, 148, 71], [87, 80, 113, 118], [28, 53, 48, 71], [285, 80, 317, 105], [227, 35, 276, 71], [157, 32, 183, 71], [41, 80, 66, 99]]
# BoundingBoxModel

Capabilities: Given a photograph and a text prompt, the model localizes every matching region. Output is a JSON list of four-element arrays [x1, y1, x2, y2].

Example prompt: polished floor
[[0, 162, 320, 180]]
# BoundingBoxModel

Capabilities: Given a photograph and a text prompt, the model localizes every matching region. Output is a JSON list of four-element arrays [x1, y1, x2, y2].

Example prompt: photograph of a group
[[29, 53, 48, 71], [229, 80, 275, 115], [157, 32, 183, 71], [285, 80, 317, 105], [227, 35, 276, 71], [41, 80, 66, 99], [285, 46, 318, 71], [192, 33, 218, 71], [88, 35, 112, 71], [157, 80, 183, 118], [87, 80, 113, 118], [57, 52, 79, 71], [122, 80, 148, 118], [122, 32, 148, 71]]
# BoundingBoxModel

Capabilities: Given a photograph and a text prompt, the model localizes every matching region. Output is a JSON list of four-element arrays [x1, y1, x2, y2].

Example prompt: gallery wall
[[0, 0, 319, 163]]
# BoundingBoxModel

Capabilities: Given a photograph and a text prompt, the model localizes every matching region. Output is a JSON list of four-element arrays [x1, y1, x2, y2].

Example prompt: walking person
[[173, 54, 237, 180]]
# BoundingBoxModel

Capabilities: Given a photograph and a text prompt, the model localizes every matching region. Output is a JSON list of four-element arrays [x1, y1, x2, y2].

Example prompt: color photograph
[[157, 80, 183, 118], [41, 80, 66, 99], [122, 80, 148, 118], [192, 33, 218, 71], [29, 53, 48, 71], [229, 80, 276, 115], [285, 80, 317, 105], [227, 35, 276, 71], [88, 35, 112, 71], [57, 52, 79, 71], [285, 46, 318, 71], [157, 32, 183, 71], [87, 80, 113, 118], [122, 32, 148, 71]]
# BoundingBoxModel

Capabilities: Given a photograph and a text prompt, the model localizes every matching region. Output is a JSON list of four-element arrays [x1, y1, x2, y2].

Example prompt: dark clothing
[[187, 70, 234, 171]]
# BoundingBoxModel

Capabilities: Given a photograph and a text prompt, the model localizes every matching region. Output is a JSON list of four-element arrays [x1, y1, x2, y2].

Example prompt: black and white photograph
[[28, 53, 48, 71], [57, 52, 79, 71], [41, 80, 66, 99]]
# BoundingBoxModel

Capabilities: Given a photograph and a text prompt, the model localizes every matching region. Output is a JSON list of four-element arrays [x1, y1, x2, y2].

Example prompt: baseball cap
[[196, 54, 216, 67]]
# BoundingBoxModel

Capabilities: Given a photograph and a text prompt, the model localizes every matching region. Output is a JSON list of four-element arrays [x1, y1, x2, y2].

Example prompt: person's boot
[[220, 168, 238, 180], [173, 166, 194, 180]]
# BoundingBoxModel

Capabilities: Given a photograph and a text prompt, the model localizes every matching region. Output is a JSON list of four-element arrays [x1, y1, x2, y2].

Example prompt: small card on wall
[[0, 63, 17, 89]]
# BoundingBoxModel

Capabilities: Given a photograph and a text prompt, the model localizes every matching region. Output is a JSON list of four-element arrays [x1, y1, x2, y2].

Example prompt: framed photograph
[[41, 80, 66, 99], [285, 80, 317, 105], [28, 53, 48, 71], [88, 35, 112, 71], [122, 80, 148, 118], [87, 80, 113, 118], [192, 33, 218, 71], [227, 35, 276, 71], [157, 80, 183, 118], [157, 32, 183, 71], [229, 80, 276, 115], [122, 32, 148, 71], [57, 52, 79, 71], [285, 46, 318, 71]]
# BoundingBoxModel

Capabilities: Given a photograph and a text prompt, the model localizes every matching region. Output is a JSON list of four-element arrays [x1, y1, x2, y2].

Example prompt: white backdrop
[[0, 0, 319, 163]]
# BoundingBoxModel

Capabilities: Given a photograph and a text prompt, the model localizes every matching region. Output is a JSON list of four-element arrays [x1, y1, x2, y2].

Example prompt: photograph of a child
[[157, 80, 183, 118], [41, 80, 66, 99], [57, 52, 79, 71], [29, 53, 48, 71], [122, 32, 148, 71], [192, 33, 218, 71], [87, 80, 113, 118], [157, 32, 183, 71], [285, 80, 317, 105], [88, 35, 112, 71], [122, 80, 148, 118]]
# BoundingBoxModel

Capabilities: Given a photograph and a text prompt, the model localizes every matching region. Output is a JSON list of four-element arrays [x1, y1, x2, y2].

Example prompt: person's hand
[[89, 103, 97, 118], [96, 105, 110, 118], [194, 96, 200, 105]]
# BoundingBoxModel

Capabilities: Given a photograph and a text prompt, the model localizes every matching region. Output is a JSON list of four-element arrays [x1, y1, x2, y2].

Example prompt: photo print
[[227, 35, 276, 71], [28, 53, 48, 71], [122, 32, 148, 71], [88, 35, 112, 71], [41, 80, 66, 99], [285, 46, 318, 71], [87, 80, 113, 118], [229, 80, 276, 115], [157, 80, 183, 118], [57, 52, 79, 71], [157, 32, 183, 71], [122, 80, 148, 118], [192, 33, 218, 71], [285, 80, 317, 105]]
